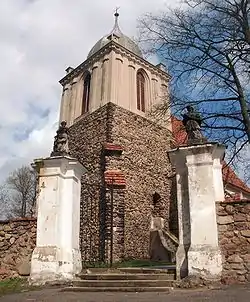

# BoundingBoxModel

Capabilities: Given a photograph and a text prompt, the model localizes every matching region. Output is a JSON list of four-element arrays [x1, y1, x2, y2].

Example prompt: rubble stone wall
[[110, 104, 173, 259], [217, 201, 250, 283], [0, 218, 36, 280], [69, 103, 174, 262], [69, 105, 109, 263]]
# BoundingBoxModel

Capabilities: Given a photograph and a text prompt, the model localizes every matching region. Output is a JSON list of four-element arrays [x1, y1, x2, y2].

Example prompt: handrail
[[162, 229, 179, 245]]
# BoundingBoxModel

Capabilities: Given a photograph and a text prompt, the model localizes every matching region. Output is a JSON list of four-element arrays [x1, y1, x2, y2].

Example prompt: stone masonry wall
[[69, 103, 174, 262], [69, 105, 109, 263], [0, 218, 36, 280], [216, 201, 250, 283], [69, 105, 109, 184], [109, 104, 173, 260]]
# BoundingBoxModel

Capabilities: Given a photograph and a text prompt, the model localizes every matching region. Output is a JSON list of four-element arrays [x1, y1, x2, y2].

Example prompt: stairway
[[62, 267, 176, 292]]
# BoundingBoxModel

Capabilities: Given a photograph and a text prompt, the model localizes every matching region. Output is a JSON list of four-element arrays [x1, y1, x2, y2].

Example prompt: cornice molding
[[59, 41, 170, 86]]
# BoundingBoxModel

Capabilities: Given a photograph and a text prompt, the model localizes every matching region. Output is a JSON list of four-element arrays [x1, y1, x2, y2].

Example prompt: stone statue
[[182, 106, 206, 144], [50, 121, 70, 157]]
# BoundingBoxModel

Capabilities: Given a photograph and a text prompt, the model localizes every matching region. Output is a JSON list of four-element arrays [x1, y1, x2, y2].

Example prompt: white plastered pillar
[[168, 142, 225, 280], [30, 156, 86, 285]]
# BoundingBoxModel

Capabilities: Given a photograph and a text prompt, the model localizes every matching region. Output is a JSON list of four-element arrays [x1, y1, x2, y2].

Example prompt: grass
[[0, 278, 42, 297], [83, 259, 172, 269], [0, 278, 28, 297]]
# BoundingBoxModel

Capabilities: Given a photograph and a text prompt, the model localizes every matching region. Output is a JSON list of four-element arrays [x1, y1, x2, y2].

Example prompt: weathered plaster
[[29, 156, 86, 285], [168, 143, 225, 280]]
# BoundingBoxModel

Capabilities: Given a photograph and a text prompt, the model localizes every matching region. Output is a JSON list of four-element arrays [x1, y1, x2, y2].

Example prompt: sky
[[0, 0, 179, 182]]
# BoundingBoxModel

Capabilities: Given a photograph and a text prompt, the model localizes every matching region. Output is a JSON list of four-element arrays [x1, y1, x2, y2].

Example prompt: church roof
[[87, 12, 143, 59]]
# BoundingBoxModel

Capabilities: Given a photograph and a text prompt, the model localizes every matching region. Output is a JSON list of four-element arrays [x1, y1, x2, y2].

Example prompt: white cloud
[[0, 0, 178, 182]]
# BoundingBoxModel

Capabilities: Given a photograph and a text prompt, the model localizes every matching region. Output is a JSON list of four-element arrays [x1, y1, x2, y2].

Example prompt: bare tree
[[0, 166, 37, 218], [139, 0, 250, 180], [0, 184, 11, 220]]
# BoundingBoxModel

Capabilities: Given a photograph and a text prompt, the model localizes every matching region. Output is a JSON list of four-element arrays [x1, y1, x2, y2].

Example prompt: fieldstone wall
[[69, 102, 173, 263], [110, 105, 173, 259], [217, 201, 250, 283], [69, 105, 109, 264], [0, 218, 36, 280]]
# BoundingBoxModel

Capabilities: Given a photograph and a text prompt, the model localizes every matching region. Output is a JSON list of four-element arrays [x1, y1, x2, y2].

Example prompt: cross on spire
[[108, 7, 122, 39], [114, 7, 120, 17]]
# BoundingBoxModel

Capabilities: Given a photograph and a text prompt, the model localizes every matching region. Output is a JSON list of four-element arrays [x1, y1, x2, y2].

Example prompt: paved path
[[1, 284, 250, 302]]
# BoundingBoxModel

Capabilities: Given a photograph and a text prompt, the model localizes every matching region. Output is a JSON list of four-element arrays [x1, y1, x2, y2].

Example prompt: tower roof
[[87, 11, 143, 58]]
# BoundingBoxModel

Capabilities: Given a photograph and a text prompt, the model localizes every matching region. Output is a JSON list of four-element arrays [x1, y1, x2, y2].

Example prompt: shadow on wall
[[169, 178, 179, 238], [149, 230, 172, 262]]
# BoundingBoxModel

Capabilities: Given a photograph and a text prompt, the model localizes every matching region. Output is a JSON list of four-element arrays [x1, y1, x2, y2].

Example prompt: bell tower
[[57, 13, 174, 264], [58, 12, 170, 128]]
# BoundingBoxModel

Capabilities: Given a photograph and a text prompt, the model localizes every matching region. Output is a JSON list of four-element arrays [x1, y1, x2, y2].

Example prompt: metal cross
[[114, 7, 120, 15]]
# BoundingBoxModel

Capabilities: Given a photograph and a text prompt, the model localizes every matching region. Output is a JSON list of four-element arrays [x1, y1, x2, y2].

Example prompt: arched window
[[137, 70, 146, 112], [82, 73, 91, 114]]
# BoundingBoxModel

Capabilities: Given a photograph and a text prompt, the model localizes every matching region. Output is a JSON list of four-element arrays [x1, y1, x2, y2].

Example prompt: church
[[1, 11, 250, 287], [57, 12, 250, 265]]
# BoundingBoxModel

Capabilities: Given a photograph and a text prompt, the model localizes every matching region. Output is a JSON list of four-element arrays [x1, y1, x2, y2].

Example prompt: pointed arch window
[[82, 73, 91, 114], [137, 70, 146, 112]]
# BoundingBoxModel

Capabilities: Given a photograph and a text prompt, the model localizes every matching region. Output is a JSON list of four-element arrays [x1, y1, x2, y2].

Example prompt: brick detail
[[103, 142, 123, 155], [104, 170, 126, 187]]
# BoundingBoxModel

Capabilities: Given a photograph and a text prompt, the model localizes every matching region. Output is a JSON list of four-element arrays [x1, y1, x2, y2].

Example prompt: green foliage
[[0, 278, 41, 297], [0, 278, 27, 297]]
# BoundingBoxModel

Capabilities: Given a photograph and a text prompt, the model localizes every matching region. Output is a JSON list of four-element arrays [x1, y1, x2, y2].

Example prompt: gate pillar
[[30, 156, 86, 285], [168, 143, 225, 280]]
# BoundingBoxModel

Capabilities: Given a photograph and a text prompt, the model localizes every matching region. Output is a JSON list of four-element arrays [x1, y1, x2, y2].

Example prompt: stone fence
[[217, 200, 250, 284], [0, 217, 36, 280], [1, 201, 250, 284]]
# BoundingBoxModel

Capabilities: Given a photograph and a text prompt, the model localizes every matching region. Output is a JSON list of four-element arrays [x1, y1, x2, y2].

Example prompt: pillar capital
[[169, 142, 225, 164]]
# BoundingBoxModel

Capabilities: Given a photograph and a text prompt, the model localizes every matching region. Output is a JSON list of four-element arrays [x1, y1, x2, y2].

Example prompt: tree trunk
[[228, 56, 250, 143]]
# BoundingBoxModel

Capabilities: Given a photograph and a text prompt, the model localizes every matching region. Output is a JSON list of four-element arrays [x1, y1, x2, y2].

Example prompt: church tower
[[58, 13, 175, 264], [59, 12, 170, 128]]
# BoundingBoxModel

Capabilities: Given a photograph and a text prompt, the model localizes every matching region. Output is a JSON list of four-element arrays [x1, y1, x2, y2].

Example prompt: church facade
[[58, 13, 177, 264], [57, 13, 250, 266]]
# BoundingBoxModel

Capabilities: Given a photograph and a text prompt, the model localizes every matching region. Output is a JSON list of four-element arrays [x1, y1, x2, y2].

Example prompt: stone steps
[[62, 267, 176, 292], [80, 266, 175, 274], [72, 279, 174, 288], [117, 267, 176, 274], [61, 286, 172, 293], [77, 273, 175, 280]]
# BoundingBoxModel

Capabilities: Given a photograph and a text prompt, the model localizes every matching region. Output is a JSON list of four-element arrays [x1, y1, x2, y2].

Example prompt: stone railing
[[216, 200, 250, 284], [0, 217, 37, 280], [150, 217, 179, 262], [159, 228, 179, 263], [160, 228, 179, 250]]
